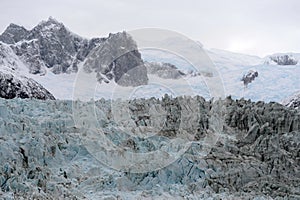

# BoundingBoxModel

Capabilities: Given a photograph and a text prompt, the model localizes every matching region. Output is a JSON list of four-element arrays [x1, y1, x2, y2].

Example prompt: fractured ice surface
[[0, 96, 299, 199]]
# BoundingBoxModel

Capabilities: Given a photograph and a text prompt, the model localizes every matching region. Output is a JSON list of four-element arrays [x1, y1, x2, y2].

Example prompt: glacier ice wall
[[0, 97, 299, 199]]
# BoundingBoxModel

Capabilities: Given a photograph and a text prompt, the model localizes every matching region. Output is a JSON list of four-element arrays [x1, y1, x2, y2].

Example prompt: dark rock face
[[283, 92, 300, 110], [84, 32, 148, 86], [0, 18, 148, 87], [145, 61, 186, 79], [241, 70, 258, 87], [270, 55, 298, 65], [0, 17, 101, 75], [113, 49, 148, 86], [0, 71, 55, 100], [10, 40, 47, 75], [0, 23, 29, 44]]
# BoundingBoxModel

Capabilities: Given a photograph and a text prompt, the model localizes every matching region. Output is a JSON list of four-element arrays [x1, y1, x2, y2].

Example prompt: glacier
[[0, 96, 299, 199], [0, 18, 300, 200]]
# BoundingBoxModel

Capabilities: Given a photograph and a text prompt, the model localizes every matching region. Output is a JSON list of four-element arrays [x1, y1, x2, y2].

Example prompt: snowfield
[[141, 48, 300, 102], [13, 48, 299, 104]]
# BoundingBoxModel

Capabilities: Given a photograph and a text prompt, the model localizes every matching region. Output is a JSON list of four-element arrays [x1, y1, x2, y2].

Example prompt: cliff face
[[0, 96, 299, 199], [0, 23, 29, 44], [83, 32, 148, 86]]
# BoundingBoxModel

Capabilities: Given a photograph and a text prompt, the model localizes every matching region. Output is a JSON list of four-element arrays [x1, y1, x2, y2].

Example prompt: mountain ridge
[[0, 17, 149, 88], [0, 17, 299, 103]]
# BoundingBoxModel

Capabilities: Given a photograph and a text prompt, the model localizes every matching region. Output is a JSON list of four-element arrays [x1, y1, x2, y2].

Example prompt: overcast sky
[[0, 0, 299, 57]]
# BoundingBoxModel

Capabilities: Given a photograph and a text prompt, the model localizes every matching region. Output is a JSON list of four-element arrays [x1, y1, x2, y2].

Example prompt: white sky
[[0, 0, 299, 57]]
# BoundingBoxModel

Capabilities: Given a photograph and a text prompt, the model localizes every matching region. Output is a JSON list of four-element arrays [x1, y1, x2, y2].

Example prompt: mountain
[[0, 23, 29, 44], [207, 48, 262, 69], [0, 17, 103, 75], [0, 18, 299, 199], [141, 48, 300, 103], [0, 18, 299, 103], [0, 17, 148, 86], [83, 31, 148, 86], [0, 17, 150, 100]]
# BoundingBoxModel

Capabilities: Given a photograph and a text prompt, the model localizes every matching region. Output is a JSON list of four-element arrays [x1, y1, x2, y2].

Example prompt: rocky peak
[[0, 17, 95, 75], [38, 16, 62, 27], [0, 19, 148, 86], [83, 31, 148, 86], [0, 23, 29, 44], [28, 17, 67, 39]]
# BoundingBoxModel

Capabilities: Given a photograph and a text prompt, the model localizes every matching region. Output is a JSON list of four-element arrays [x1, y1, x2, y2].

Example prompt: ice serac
[[83, 31, 148, 86], [0, 96, 299, 199]]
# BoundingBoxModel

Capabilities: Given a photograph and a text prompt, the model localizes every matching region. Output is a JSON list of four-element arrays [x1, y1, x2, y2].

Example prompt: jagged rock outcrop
[[0, 17, 102, 75], [266, 54, 298, 65], [0, 96, 299, 199], [0, 23, 29, 44], [83, 31, 148, 86], [145, 61, 186, 79], [0, 17, 148, 87], [241, 70, 258, 87], [0, 71, 55, 100], [282, 92, 300, 110]]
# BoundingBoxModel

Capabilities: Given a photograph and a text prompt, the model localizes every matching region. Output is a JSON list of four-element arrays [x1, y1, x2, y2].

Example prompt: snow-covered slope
[[141, 48, 300, 103], [0, 42, 55, 100], [0, 42, 28, 73], [207, 48, 262, 69]]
